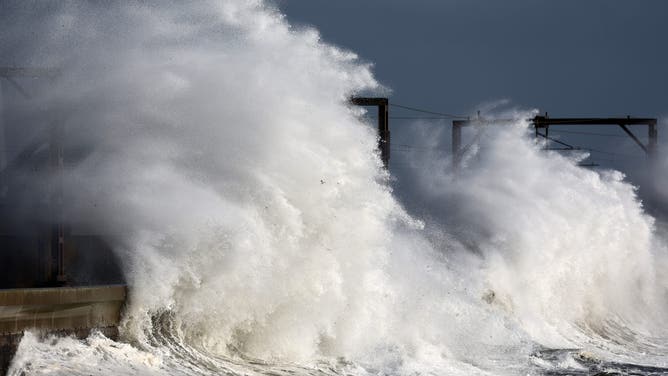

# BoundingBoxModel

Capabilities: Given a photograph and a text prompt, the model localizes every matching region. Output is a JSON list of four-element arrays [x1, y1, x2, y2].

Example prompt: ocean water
[[2, 1, 668, 375]]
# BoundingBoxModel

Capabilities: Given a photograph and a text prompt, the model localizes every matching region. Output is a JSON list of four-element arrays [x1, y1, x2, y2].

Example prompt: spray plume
[[2, 1, 667, 375]]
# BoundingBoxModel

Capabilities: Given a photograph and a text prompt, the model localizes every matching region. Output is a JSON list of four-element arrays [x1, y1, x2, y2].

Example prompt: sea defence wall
[[0, 285, 126, 373]]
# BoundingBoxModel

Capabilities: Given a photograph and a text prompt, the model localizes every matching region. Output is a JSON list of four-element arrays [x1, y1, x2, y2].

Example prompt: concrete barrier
[[0, 285, 126, 335], [0, 285, 126, 374]]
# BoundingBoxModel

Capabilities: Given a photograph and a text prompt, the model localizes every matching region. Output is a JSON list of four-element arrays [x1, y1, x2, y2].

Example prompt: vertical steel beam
[[378, 101, 390, 167], [0, 81, 5, 174], [452, 123, 462, 171], [350, 97, 390, 168], [544, 125, 549, 149], [49, 121, 67, 284], [648, 120, 658, 158]]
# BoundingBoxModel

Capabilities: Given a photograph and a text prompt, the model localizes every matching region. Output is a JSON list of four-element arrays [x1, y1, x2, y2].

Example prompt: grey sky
[[279, 0, 668, 183]]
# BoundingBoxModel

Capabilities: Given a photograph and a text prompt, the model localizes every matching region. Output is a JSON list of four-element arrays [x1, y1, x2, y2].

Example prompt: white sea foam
[[3, 1, 668, 375], [395, 113, 668, 365]]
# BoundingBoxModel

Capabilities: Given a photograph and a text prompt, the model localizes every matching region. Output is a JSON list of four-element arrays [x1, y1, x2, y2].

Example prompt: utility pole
[[451, 117, 516, 171], [451, 121, 462, 172], [49, 119, 67, 284], [0, 80, 6, 182], [350, 97, 390, 167], [648, 120, 658, 158]]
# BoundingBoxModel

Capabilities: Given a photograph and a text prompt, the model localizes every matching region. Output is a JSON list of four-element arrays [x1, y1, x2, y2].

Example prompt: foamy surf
[[2, 1, 668, 375]]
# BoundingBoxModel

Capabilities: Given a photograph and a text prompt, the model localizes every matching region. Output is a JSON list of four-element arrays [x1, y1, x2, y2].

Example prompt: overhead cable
[[389, 103, 469, 119], [550, 129, 633, 138]]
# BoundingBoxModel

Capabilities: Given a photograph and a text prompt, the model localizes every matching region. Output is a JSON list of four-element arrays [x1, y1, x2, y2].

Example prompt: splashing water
[[2, 1, 668, 375]]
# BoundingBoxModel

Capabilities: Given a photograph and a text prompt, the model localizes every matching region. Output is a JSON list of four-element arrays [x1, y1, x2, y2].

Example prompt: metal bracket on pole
[[618, 124, 648, 154], [532, 115, 658, 159]]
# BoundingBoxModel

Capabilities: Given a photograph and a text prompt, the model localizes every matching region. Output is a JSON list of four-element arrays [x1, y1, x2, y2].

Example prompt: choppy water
[[2, 1, 668, 375]]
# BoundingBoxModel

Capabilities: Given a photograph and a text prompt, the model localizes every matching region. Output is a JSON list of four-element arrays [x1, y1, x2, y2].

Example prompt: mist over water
[[2, 1, 668, 375]]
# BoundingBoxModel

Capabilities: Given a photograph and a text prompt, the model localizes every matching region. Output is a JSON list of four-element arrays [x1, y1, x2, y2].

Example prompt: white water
[[3, 1, 668, 375]]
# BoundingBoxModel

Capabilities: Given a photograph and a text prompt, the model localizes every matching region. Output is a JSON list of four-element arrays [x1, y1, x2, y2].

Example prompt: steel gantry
[[350, 97, 390, 167], [532, 116, 657, 156], [452, 115, 658, 170]]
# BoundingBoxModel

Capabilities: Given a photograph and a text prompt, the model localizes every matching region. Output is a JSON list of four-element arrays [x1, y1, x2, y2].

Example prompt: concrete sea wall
[[0, 285, 126, 374]]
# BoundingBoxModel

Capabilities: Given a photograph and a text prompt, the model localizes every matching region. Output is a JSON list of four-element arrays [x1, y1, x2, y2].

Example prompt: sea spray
[[3, 1, 508, 374], [2, 1, 668, 375], [395, 112, 668, 364]]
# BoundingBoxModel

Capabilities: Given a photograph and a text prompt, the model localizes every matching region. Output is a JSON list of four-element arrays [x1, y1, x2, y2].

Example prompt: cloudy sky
[[279, 1, 668, 183]]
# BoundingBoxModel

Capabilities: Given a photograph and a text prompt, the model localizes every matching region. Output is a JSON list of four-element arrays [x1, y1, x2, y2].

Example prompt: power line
[[389, 116, 451, 120], [388, 103, 469, 119], [586, 147, 645, 159], [392, 135, 644, 159], [364, 100, 650, 164], [529, 132, 647, 161], [366, 116, 450, 120], [536, 132, 576, 150], [391, 144, 439, 153], [549, 129, 634, 138]]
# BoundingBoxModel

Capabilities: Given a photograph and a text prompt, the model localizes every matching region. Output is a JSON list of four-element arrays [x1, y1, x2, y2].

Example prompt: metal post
[[452, 123, 462, 171], [378, 101, 390, 167], [350, 97, 390, 168], [648, 120, 658, 158], [544, 125, 549, 149], [0, 80, 6, 174], [0, 80, 7, 203], [49, 121, 66, 284]]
